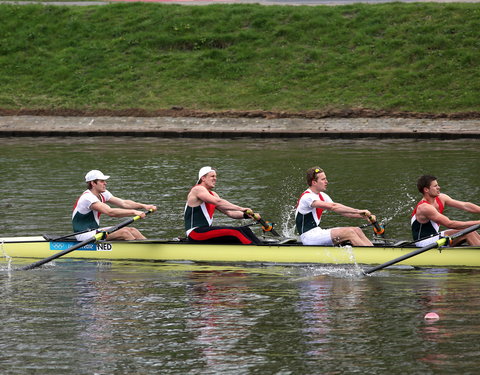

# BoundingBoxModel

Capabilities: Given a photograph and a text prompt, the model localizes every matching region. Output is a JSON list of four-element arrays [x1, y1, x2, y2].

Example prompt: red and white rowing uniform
[[72, 189, 112, 241], [411, 197, 445, 247], [295, 189, 334, 246]]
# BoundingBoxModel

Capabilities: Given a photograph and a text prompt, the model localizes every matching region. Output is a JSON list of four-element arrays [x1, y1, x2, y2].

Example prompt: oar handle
[[245, 209, 280, 237]]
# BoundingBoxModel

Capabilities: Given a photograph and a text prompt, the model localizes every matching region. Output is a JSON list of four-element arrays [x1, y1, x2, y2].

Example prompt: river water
[[1, 135, 480, 374]]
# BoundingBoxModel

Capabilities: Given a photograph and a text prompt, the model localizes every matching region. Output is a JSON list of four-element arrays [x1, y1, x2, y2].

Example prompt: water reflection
[[297, 276, 334, 352], [187, 270, 255, 371], [2, 260, 480, 373]]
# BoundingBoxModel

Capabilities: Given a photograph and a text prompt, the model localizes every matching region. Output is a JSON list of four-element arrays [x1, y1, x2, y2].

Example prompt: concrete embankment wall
[[0, 116, 479, 139]]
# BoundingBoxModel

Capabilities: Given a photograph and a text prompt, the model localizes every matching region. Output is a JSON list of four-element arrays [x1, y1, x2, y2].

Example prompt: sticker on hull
[[49, 242, 112, 251]]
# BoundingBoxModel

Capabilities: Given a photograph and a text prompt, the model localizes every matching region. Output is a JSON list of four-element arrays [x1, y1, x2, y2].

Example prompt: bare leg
[[106, 227, 146, 240], [127, 227, 146, 240], [330, 227, 373, 246], [445, 229, 480, 246], [466, 231, 480, 245]]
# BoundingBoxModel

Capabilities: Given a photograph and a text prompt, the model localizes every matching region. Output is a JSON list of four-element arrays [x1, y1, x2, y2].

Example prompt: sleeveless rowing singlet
[[72, 190, 111, 232], [295, 189, 332, 235], [411, 197, 444, 241], [184, 190, 216, 234]]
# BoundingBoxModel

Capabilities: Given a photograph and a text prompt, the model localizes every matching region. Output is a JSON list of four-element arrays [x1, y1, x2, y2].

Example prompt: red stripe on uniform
[[189, 228, 252, 244], [206, 191, 216, 218], [296, 190, 324, 218], [411, 197, 444, 217]]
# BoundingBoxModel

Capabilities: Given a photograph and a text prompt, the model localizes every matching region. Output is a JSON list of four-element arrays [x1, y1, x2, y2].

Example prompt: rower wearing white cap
[[184, 166, 262, 244], [72, 170, 157, 241]]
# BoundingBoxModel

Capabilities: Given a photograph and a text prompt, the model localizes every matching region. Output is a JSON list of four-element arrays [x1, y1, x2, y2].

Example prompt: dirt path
[[1, 113, 479, 139]]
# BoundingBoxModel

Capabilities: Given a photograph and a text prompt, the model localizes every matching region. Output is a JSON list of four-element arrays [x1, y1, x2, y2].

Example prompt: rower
[[295, 166, 376, 246], [411, 175, 480, 247], [184, 166, 262, 244], [72, 170, 157, 241]]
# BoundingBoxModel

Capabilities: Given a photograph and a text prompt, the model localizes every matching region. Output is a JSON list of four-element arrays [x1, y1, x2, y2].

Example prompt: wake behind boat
[[2, 235, 479, 268]]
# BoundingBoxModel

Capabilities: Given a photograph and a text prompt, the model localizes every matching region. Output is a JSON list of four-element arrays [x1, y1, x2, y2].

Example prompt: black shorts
[[188, 225, 262, 245]]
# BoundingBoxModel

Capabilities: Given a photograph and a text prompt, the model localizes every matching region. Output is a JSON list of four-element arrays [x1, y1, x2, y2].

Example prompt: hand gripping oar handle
[[245, 209, 280, 237], [19, 209, 154, 271], [364, 223, 480, 275]]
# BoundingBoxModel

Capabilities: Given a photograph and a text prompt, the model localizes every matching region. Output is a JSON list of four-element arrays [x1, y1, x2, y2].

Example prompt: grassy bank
[[0, 3, 479, 113]]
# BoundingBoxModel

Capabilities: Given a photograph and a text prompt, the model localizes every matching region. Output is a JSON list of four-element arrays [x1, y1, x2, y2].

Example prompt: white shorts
[[415, 231, 446, 247], [300, 227, 333, 246], [75, 227, 111, 242]]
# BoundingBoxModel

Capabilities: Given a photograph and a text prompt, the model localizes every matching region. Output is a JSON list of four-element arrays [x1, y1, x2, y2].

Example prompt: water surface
[[1, 136, 479, 374], [2, 261, 480, 374], [1, 137, 479, 240]]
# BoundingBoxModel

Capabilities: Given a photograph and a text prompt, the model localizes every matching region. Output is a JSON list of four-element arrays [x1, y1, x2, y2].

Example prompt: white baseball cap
[[197, 166, 215, 183], [85, 170, 110, 182]]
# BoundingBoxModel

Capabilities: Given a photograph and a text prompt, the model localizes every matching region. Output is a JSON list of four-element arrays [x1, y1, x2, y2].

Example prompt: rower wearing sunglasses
[[295, 166, 376, 246]]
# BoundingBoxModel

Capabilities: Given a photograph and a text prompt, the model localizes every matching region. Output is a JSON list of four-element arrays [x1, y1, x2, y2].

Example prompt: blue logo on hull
[[49, 242, 112, 251]]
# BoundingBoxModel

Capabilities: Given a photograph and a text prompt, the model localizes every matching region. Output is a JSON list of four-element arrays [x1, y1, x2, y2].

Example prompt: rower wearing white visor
[[72, 170, 157, 241], [184, 166, 262, 244]]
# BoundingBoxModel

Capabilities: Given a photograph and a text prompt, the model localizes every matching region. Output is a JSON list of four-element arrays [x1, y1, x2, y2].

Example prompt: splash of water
[[280, 206, 298, 238], [286, 245, 366, 280], [1, 239, 13, 272], [381, 189, 417, 227]]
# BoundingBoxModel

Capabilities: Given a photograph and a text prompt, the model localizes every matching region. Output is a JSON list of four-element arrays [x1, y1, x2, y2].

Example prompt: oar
[[246, 209, 280, 237], [19, 210, 154, 271], [366, 214, 385, 237], [396, 232, 447, 247], [364, 223, 480, 275], [47, 229, 94, 241], [359, 222, 373, 229]]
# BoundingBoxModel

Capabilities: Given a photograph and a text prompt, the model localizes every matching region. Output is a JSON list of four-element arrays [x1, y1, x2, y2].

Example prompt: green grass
[[0, 3, 479, 113]]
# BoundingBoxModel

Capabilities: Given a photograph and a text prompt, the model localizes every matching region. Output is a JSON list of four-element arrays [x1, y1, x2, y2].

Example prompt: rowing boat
[[1, 235, 479, 268]]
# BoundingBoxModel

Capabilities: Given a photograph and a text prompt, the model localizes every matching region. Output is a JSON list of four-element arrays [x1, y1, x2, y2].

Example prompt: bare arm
[[311, 200, 371, 219], [91, 201, 146, 218], [442, 193, 480, 214], [417, 203, 480, 229], [188, 186, 249, 218], [108, 196, 157, 212], [218, 208, 247, 219]]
